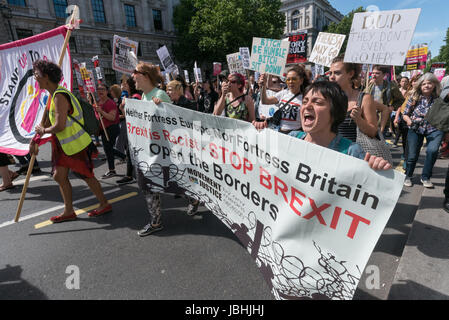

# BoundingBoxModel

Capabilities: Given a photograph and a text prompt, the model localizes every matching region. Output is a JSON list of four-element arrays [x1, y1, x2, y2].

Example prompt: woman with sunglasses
[[132, 62, 171, 237], [254, 65, 309, 134], [87, 84, 124, 179], [31, 60, 111, 222], [213, 73, 255, 122]]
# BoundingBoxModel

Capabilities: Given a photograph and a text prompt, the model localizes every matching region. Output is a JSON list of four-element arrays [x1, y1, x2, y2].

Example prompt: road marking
[[34, 192, 138, 229], [0, 188, 134, 229], [14, 175, 49, 185], [395, 160, 405, 173]]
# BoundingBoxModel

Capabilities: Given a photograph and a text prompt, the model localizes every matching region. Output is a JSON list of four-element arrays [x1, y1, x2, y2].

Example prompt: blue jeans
[[406, 129, 444, 180]]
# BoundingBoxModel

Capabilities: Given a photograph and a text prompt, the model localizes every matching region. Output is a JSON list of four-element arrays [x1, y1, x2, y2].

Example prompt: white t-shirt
[[274, 89, 302, 131]]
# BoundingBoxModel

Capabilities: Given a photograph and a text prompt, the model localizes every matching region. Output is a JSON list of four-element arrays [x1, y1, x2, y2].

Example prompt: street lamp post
[[0, 3, 14, 41]]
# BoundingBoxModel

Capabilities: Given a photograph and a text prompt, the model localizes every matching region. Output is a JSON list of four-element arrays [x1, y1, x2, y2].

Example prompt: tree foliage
[[323, 6, 365, 56], [173, 0, 285, 71]]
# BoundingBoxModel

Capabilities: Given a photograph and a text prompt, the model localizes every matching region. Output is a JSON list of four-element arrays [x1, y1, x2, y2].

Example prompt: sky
[[328, 0, 448, 57]]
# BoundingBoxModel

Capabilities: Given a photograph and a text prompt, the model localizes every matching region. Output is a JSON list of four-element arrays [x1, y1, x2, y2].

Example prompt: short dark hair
[[32, 60, 62, 84], [303, 81, 348, 134], [372, 65, 390, 75]]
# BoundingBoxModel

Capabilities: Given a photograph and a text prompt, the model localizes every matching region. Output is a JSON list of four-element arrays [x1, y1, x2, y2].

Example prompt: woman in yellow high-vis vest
[[30, 60, 111, 223]]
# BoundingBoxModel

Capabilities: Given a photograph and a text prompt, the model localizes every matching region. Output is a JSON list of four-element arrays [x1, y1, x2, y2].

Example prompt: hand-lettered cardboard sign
[[226, 52, 245, 75], [249, 37, 290, 77], [309, 32, 345, 67], [344, 8, 421, 66]]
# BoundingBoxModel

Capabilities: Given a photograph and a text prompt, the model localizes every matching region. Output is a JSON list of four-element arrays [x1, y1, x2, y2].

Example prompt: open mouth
[[303, 113, 315, 126]]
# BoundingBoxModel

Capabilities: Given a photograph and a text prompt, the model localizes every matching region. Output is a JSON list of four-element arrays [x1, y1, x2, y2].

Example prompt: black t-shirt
[[198, 90, 219, 113], [174, 95, 198, 111]]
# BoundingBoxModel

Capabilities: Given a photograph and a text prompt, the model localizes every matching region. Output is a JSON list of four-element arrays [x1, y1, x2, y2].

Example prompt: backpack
[[71, 94, 100, 136]]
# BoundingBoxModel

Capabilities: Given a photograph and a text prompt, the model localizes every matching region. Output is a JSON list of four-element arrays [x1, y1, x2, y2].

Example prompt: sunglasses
[[229, 80, 238, 84], [132, 69, 145, 75]]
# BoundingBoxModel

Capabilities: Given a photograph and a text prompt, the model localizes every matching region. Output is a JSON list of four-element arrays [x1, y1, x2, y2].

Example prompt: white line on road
[[0, 187, 123, 229]]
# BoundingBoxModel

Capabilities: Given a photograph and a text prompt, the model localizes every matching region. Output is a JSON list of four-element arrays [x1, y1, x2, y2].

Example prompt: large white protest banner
[[344, 8, 421, 66], [112, 35, 138, 75], [125, 99, 405, 300], [249, 37, 290, 77], [0, 26, 72, 156], [226, 52, 246, 75], [309, 32, 346, 67]]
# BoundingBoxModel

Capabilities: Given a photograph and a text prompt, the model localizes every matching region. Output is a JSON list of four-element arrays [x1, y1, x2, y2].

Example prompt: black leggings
[[101, 124, 124, 171]]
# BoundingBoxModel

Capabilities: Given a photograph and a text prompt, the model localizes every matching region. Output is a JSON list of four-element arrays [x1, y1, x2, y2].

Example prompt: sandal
[[50, 213, 77, 223], [88, 204, 112, 217], [10, 171, 19, 182], [0, 184, 15, 192]]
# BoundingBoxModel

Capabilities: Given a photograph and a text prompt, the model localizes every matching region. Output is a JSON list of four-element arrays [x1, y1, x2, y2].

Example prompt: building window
[[69, 37, 77, 53], [16, 28, 33, 40], [124, 4, 136, 27], [152, 9, 163, 31], [100, 39, 112, 55], [91, 0, 106, 23], [53, 0, 68, 18], [292, 18, 298, 30], [7, 0, 26, 6]]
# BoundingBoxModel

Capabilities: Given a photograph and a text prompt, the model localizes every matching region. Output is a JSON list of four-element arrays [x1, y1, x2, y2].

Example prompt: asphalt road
[[0, 137, 423, 300]]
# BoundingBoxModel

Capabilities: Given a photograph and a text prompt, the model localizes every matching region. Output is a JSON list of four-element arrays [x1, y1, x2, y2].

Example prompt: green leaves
[[324, 6, 365, 56], [173, 0, 285, 70]]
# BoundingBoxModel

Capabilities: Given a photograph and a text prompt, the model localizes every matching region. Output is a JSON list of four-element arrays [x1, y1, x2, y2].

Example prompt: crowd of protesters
[[2, 56, 449, 235]]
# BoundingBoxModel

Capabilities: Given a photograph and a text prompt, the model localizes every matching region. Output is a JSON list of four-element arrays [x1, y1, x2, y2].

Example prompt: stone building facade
[[280, 0, 343, 58], [0, 0, 179, 85]]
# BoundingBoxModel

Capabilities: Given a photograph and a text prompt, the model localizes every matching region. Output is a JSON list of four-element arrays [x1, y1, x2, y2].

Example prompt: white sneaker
[[404, 178, 413, 187], [420, 179, 434, 188]]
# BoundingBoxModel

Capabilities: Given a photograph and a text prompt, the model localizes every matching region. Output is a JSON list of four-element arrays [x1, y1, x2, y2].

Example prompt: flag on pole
[[0, 25, 72, 155]]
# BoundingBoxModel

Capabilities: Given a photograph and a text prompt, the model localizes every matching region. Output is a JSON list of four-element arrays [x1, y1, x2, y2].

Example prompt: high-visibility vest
[[48, 86, 92, 156]]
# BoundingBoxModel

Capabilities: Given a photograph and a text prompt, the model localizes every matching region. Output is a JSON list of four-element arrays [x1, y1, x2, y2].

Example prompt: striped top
[[338, 112, 357, 142]]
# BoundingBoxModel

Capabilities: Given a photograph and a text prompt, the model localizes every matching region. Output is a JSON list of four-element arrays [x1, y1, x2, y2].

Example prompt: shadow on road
[[0, 265, 47, 300]]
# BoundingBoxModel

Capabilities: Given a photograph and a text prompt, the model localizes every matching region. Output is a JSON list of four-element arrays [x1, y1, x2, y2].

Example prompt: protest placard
[[125, 99, 404, 300], [112, 35, 138, 75], [156, 45, 176, 73], [239, 47, 251, 69], [92, 55, 103, 81], [287, 32, 308, 64], [249, 37, 290, 77], [79, 63, 96, 93], [184, 70, 190, 83], [309, 32, 345, 67], [430, 62, 446, 73], [434, 68, 446, 82], [344, 8, 421, 66], [226, 52, 246, 75], [213, 62, 222, 76]]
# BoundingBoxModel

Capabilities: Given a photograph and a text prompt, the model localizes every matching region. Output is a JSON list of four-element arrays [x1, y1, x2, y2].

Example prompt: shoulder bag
[[266, 92, 301, 129]]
